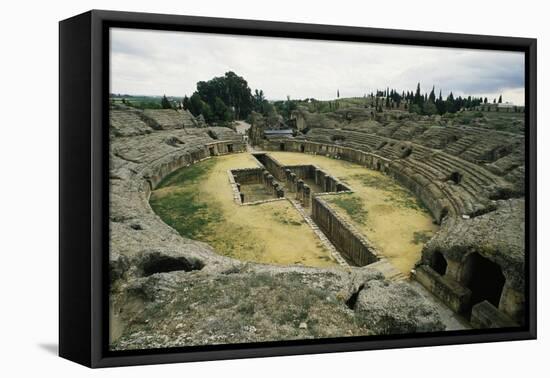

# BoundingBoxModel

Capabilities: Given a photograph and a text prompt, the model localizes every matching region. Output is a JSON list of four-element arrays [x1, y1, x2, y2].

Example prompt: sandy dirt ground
[[151, 153, 338, 268], [269, 152, 440, 274]]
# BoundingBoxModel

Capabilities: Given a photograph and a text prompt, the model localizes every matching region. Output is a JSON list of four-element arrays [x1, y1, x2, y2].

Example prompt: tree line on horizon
[[151, 73, 507, 124], [371, 83, 503, 115]]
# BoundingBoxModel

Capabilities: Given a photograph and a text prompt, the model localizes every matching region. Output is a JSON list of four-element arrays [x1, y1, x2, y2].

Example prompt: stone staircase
[[368, 259, 408, 282]]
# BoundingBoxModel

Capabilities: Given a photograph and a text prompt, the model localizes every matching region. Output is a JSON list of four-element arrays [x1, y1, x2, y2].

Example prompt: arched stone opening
[[140, 253, 204, 277], [400, 146, 413, 158], [449, 171, 462, 184], [461, 252, 505, 309], [280, 142, 285, 151], [438, 207, 449, 224], [431, 251, 447, 275], [300, 144, 305, 153]]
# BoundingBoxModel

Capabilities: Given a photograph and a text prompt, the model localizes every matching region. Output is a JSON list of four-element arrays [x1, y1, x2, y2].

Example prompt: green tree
[[409, 103, 422, 114], [423, 101, 438, 115], [182, 95, 190, 110], [212, 97, 232, 122], [428, 86, 436, 103], [195, 71, 253, 119], [252, 89, 272, 115], [498, 94, 503, 103], [445, 92, 456, 113], [188, 93, 213, 123], [414, 83, 423, 106], [161, 94, 172, 109]]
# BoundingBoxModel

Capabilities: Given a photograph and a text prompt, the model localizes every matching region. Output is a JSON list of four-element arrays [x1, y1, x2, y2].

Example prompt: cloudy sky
[[110, 28, 525, 105]]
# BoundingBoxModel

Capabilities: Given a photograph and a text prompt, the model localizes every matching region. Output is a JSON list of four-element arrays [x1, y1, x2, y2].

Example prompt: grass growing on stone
[[111, 271, 369, 349], [327, 195, 368, 224], [412, 230, 434, 245]]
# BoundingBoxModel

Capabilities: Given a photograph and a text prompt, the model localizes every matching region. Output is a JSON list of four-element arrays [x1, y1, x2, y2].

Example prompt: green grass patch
[[271, 210, 303, 226], [350, 173, 390, 190], [351, 172, 429, 212], [149, 159, 265, 260], [328, 195, 368, 224], [149, 158, 222, 240], [156, 159, 215, 189], [149, 189, 223, 239]]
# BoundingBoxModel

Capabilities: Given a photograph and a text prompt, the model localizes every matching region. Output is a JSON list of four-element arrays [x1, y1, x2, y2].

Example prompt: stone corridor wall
[[312, 196, 379, 266]]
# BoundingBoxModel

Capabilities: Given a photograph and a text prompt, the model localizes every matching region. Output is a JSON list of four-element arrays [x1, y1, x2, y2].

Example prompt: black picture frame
[[59, 9, 537, 368]]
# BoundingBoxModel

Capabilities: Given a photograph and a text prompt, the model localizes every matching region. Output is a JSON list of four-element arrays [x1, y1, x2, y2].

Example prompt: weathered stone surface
[[110, 109, 154, 137], [354, 280, 445, 334], [111, 262, 444, 350], [260, 107, 525, 326], [108, 108, 449, 350], [142, 109, 197, 129], [422, 198, 525, 292], [470, 300, 518, 329], [109, 105, 525, 349]]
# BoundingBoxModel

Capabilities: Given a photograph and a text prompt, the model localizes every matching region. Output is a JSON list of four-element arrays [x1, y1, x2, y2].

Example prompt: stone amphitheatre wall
[[261, 122, 525, 326], [109, 109, 447, 349], [108, 106, 524, 348]]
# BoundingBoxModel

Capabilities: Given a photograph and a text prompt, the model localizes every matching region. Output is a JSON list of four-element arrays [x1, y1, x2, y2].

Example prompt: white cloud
[[110, 28, 525, 105]]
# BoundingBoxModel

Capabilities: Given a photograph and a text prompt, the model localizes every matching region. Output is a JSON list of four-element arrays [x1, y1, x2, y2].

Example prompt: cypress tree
[[161, 94, 172, 109], [414, 83, 422, 106], [429, 86, 436, 103]]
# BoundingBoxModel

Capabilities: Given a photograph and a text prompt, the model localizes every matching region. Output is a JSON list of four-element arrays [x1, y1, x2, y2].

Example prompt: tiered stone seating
[[443, 134, 481, 156], [304, 128, 344, 144], [412, 126, 462, 149], [110, 109, 154, 137], [390, 123, 428, 141], [374, 122, 401, 138], [406, 153, 503, 215], [459, 135, 518, 163], [305, 128, 387, 153], [111, 129, 214, 164], [487, 143, 525, 176], [207, 127, 244, 142], [142, 109, 196, 130], [177, 109, 200, 128], [302, 123, 517, 217]]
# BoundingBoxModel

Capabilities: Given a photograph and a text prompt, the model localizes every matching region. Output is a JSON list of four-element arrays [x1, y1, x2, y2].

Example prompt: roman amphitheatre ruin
[[109, 104, 525, 350]]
